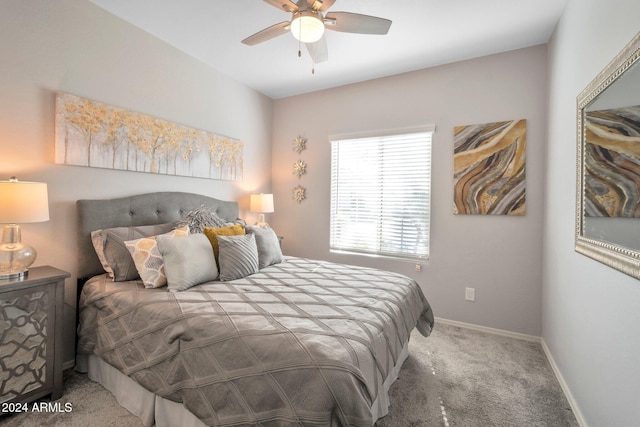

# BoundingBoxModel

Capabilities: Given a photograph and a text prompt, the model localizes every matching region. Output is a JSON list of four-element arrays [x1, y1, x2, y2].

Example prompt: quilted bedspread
[[77, 257, 434, 426]]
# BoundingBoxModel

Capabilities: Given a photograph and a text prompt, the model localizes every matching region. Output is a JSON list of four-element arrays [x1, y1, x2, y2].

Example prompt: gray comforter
[[78, 257, 434, 426]]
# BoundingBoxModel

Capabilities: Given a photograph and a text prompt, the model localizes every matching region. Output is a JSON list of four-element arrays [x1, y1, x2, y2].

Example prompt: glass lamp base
[[254, 213, 270, 229], [0, 225, 37, 280], [0, 269, 29, 280]]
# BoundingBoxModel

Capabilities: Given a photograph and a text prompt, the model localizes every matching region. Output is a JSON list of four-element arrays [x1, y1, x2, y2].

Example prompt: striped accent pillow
[[217, 233, 259, 281], [203, 224, 246, 266]]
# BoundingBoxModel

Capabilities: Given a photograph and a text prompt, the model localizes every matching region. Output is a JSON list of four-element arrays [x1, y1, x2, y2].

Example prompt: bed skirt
[[76, 341, 410, 427]]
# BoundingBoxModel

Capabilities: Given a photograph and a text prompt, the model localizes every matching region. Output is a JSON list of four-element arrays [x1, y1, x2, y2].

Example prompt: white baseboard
[[433, 316, 587, 427], [434, 316, 541, 342], [540, 338, 588, 427]]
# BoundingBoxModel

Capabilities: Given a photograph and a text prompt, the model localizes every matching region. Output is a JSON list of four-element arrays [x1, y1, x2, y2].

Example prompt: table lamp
[[0, 177, 49, 279], [250, 193, 274, 228]]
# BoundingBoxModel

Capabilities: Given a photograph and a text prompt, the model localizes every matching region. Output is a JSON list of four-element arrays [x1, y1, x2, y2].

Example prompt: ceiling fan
[[241, 0, 392, 67]]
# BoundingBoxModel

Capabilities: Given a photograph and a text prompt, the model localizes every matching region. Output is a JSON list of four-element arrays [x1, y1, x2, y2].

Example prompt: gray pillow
[[92, 222, 177, 281], [157, 234, 219, 291], [175, 206, 227, 233], [246, 226, 284, 269], [217, 234, 259, 281]]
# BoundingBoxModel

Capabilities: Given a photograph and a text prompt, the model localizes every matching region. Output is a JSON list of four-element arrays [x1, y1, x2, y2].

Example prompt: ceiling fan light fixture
[[290, 11, 324, 43]]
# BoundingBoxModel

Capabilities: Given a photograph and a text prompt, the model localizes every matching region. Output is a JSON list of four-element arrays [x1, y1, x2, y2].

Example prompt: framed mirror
[[576, 31, 640, 279]]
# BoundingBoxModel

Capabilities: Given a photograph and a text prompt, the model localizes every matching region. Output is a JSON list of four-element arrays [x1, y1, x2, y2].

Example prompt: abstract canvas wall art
[[584, 105, 640, 217], [55, 93, 243, 181], [453, 119, 526, 215]]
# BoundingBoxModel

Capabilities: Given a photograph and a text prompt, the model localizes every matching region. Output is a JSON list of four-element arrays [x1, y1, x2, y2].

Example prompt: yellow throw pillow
[[203, 224, 245, 263]]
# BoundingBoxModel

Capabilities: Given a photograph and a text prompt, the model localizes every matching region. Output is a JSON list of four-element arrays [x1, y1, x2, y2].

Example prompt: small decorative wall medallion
[[292, 160, 307, 178], [292, 185, 306, 203], [292, 135, 307, 153], [292, 134, 307, 202]]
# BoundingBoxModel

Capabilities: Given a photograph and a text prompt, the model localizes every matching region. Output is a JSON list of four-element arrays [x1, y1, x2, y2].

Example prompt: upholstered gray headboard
[[77, 192, 239, 279]]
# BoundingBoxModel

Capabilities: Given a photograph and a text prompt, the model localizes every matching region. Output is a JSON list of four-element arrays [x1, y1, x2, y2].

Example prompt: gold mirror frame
[[576, 31, 640, 279]]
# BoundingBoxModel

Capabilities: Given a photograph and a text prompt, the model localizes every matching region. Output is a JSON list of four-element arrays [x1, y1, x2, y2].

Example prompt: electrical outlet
[[465, 287, 475, 302], [415, 263, 422, 272]]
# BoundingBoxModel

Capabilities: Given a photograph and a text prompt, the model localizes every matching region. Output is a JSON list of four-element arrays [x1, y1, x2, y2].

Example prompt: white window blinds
[[330, 129, 432, 260]]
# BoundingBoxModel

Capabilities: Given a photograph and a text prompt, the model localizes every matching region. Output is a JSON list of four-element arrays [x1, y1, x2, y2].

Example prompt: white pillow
[[124, 226, 189, 288], [156, 234, 219, 291]]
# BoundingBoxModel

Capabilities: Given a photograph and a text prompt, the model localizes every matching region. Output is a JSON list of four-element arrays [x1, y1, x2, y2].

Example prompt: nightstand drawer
[[0, 266, 69, 403]]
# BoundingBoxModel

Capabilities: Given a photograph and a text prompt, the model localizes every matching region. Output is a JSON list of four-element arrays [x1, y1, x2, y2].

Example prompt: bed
[[75, 192, 434, 427]]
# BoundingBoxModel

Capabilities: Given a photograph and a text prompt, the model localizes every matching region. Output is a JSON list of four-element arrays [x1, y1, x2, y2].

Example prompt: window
[[330, 127, 433, 261]]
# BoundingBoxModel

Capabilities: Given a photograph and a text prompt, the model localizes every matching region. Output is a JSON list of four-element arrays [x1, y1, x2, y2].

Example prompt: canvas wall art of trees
[[584, 105, 640, 217], [453, 119, 526, 215], [55, 93, 243, 181]]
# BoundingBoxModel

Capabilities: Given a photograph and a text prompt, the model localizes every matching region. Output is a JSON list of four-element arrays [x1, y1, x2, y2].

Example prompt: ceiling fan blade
[[306, 35, 328, 63], [306, 0, 336, 12], [242, 21, 290, 46], [262, 0, 298, 13], [325, 12, 392, 34]]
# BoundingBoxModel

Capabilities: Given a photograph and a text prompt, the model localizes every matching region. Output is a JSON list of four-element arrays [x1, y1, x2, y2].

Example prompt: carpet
[[378, 323, 578, 426], [1, 323, 578, 426]]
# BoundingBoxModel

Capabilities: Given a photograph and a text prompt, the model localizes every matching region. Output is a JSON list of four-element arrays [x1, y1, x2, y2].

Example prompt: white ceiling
[[89, 0, 567, 99]]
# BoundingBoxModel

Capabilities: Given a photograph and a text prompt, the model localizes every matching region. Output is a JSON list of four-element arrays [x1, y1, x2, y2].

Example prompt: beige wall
[[0, 0, 273, 365], [543, 0, 640, 425], [272, 45, 548, 336], [10, 5, 638, 424]]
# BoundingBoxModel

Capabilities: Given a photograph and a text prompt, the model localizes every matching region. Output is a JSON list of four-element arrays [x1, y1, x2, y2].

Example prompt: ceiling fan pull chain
[[298, 22, 302, 57]]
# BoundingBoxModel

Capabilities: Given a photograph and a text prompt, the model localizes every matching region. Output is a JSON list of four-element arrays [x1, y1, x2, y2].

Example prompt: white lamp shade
[[0, 179, 49, 223], [250, 194, 274, 213], [290, 11, 325, 43]]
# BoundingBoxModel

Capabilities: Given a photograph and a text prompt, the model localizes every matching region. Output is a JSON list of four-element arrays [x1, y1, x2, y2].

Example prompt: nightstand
[[0, 266, 69, 403]]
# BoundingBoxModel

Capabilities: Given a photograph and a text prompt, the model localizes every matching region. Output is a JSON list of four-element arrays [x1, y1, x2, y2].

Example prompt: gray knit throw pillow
[[177, 206, 227, 233]]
